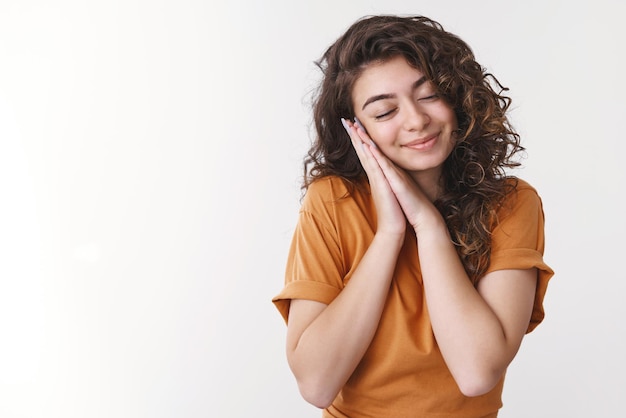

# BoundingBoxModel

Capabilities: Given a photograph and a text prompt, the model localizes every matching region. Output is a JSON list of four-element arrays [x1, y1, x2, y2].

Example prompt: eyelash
[[374, 94, 439, 119], [419, 94, 439, 101], [375, 109, 397, 120]]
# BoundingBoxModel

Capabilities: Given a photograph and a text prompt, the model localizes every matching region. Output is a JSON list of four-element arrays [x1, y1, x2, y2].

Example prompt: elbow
[[455, 369, 503, 398], [296, 378, 338, 409], [287, 350, 341, 408], [457, 380, 497, 398]]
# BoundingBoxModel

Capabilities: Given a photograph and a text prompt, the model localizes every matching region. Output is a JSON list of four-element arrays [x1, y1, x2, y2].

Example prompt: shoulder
[[501, 177, 543, 214], [305, 176, 349, 199], [505, 177, 539, 197], [491, 177, 546, 249], [300, 176, 375, 235], [302, 176, 369, 211]]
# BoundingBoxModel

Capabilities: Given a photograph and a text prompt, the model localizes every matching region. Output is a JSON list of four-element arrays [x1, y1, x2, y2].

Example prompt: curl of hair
[[303, 15, 524, 283]]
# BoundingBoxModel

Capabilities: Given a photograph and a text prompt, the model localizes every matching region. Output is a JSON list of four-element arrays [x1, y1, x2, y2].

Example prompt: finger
[[341, 118, 370, 165], [366, 141, 398, 177], [341, 117, 359, 143], [341, 116, 373, 145], [341, 117, 358, 146], [353, 117, 379, 150], [341, 120, 410, 227], [342, 117, 382, 172], [343, 118, 394, 191]]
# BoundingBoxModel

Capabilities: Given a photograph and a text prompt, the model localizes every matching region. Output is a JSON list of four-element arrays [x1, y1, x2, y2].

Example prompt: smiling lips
[[403, 134, 438, 150]]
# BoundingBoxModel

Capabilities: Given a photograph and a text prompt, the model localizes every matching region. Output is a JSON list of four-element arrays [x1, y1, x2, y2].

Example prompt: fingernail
[[354, 117, 365, 131], [340, 118, 349, 131]]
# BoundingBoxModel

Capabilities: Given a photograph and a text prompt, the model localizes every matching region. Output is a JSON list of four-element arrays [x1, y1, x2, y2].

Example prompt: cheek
[[447, 108, 459, 130], [368, 125, 397, 147], [443, 135, 458, 158]]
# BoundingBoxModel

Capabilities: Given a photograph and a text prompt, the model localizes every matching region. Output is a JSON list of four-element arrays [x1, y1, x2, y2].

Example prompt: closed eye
[[418, 94, 439, 101], [374, 108, 397, 120]]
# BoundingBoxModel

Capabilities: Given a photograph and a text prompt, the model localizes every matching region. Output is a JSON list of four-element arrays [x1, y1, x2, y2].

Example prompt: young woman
[[272, 15, 553, 418]]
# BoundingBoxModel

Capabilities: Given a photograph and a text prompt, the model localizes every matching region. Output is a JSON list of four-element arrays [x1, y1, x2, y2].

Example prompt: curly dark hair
[[303, 15, 524, 283]]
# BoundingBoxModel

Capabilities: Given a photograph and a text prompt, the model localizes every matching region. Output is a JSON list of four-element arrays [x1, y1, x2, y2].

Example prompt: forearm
[[416, 220, 514, 395], [288, 231, 404, 406]]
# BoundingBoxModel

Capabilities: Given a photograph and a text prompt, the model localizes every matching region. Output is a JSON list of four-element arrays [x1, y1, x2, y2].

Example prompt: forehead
[[352, 56, 426, 101]]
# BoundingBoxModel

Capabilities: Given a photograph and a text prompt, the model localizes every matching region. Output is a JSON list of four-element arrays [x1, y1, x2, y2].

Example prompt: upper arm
[[477, 267, 538, 353], [486, 181, 554, 334]]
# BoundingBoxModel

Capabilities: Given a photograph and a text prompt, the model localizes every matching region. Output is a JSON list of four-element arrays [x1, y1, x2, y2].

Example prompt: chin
[[402, 158, 447, 173]]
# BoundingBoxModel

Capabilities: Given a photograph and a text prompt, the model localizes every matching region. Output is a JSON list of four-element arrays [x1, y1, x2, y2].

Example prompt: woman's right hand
[[341, 118, 407, 238], [284, 120, 409, 408]]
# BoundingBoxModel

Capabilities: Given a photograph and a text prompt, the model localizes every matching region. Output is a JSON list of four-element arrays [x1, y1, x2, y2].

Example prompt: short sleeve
[[272, 182, 347, 323], [486, 181, 554, 333]]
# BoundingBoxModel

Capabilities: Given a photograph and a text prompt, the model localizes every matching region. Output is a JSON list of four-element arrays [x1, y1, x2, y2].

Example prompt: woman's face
[[351, 56, 458, 178]]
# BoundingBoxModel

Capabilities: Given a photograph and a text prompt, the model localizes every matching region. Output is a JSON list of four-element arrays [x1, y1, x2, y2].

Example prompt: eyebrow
[[361, 76, 428, 111]]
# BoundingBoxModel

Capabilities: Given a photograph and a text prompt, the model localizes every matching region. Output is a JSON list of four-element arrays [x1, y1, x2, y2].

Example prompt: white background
[[1, 1, 624, 417]]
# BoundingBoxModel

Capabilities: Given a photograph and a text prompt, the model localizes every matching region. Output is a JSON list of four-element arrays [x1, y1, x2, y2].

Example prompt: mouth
[[403, 134, 438, 150]]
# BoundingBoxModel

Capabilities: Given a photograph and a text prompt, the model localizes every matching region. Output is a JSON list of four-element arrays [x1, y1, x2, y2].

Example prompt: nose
[[403, 102, 430, 132]]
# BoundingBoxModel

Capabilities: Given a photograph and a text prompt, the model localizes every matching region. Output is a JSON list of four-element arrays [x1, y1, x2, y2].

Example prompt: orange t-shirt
[[272, 176, 553, 418]]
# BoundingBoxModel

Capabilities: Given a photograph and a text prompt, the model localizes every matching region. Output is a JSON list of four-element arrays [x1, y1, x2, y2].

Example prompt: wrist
[[413, 213, 449, 240], [373, 228, 406, 248]]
